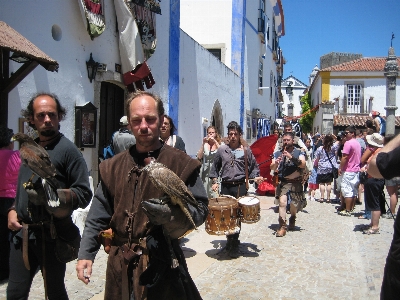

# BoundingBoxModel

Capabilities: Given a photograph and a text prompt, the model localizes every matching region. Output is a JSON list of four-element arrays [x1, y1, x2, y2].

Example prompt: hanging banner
[[78, 0, 106, 40]]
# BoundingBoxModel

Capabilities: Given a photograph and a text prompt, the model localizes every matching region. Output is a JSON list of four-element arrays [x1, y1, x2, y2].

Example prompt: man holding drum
[[271, 132, 306, 237], [210, 121, 263, 258]]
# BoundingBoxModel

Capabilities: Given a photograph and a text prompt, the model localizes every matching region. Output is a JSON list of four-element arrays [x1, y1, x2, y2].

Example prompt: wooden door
[[98, 82, 125, 158]]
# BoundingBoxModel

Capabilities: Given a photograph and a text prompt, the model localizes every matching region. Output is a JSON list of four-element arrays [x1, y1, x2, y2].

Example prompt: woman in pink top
[[0, 127, 21, 280]]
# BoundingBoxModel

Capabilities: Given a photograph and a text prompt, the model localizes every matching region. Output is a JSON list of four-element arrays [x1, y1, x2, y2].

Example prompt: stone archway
[[211, 99, 224, 138]]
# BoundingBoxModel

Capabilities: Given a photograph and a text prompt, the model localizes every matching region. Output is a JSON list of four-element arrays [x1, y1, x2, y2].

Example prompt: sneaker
[[385, 213, 396, 219], [338, 210, 351, 217]]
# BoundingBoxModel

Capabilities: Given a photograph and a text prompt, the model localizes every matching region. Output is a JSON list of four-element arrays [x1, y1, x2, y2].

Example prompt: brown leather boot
[[288, 216, 296, 231], [276, 216, 287, 237]]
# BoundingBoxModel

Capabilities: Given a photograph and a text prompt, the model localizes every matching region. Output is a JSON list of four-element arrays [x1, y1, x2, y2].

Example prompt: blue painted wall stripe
[[231, 0, 242, 76], [168, 0, 180, 131], [240, 0, 246, 129], [231, 0, 246, 129]]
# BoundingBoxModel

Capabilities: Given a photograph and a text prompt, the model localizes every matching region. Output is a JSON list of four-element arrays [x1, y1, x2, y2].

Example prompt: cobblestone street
[[0, 191, 394, 299]]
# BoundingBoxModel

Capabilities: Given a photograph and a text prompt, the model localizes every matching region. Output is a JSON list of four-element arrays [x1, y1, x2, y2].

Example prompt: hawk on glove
[[141, 158, 198, 229], [12, 133, 60, 207]]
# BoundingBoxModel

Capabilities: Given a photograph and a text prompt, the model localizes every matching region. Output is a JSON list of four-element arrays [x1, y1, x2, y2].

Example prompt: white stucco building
[[181, 0, 286, 141], [1, 0, 285, 185], [280, 75, 307, 119], [309, 55, 400, 134]]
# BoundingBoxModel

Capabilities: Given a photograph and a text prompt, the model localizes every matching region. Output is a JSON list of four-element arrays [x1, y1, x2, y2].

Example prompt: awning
[[0, 21, 59, 71]]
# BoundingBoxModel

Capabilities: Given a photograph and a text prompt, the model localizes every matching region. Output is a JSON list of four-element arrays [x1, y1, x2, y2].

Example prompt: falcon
[[12, 133, 60, 205], [141, 158, 198, 229]]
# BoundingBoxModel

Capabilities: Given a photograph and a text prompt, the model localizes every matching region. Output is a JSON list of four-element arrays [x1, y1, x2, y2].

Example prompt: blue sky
[[279, 0, 400, 85]]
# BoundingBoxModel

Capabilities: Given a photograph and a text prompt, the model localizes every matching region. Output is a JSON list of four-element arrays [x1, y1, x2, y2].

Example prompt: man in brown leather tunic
[[76, 91, 208, 299]]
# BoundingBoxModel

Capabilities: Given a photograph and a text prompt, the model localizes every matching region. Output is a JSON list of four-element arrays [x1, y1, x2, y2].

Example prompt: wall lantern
[[86, 53, 98, 83], [75, 102, 97, 148], [285, 82, 293, 95]]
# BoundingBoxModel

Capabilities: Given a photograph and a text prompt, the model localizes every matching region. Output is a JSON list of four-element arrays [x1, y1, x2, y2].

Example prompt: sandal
[[326, 199, 331, 203], [318, 199, 325, 203], [363, 228, 379, 235]]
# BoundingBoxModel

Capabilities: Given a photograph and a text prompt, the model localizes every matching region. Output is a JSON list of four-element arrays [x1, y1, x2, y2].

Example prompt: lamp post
[[384, 46, 398, 135], [86, 53, 98, 83]]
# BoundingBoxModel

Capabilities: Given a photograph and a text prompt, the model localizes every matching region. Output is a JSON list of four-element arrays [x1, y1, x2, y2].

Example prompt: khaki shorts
[[276, 181, 305, 211]]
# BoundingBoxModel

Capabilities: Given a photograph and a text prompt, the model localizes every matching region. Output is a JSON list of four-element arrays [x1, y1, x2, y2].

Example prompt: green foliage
[[299, 92, 315, 133]]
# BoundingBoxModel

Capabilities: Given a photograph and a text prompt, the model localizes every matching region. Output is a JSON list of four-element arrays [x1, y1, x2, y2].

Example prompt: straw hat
[[366, 133, 384, 148]]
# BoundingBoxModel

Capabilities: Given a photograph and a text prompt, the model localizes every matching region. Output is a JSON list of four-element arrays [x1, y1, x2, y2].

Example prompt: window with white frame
[[346, 84, 362, 113]]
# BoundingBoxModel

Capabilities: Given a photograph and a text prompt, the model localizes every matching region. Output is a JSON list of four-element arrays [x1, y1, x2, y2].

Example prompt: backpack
[[103, 132, 115, 159]]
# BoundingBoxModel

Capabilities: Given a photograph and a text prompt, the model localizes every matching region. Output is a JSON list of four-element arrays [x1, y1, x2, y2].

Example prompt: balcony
[[333, 96, 374, 115]]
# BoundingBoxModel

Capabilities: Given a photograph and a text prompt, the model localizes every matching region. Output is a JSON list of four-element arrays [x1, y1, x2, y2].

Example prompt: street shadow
[[204, 240, 261, 260], [268, 223, 304, 235], [182, 247, 197, 258], [353, 224, 371, 232], [269, 206, 279, 213], [204, 239, 228, 259], [180, 237, 198, 258]]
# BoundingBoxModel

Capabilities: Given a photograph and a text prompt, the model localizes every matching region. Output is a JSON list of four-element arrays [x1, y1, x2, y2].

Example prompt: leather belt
[[115, 234, 148, 300], [21, 222, 47, 270], [221, 180, 245, 185]]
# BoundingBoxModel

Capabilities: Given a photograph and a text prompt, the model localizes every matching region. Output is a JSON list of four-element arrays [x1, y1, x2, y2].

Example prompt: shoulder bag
[[324, 149, 338, 179]]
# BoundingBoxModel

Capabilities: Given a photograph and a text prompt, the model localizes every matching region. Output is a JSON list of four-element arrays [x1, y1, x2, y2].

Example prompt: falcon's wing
[[20, 143, 60, 190], [148, 166, 199, 207]]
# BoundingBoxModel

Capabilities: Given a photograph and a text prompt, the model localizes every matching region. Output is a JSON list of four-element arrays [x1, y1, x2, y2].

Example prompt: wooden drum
[[205, 196, 240, 235], [238, 196, 260, 223]]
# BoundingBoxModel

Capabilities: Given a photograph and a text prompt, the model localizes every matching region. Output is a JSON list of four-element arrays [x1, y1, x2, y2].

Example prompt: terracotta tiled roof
[[321, 57, 400, 72], [334, 114, 400, 127], [0, 21, 58, 71]]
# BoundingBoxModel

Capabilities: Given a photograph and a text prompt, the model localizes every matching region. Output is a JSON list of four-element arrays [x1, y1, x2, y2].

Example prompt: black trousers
[[0, 197, 14, 280], [220, 182, 247, 199], [221, 182, 247, 240], [381, 213, 400, 299], [364, 178, 385, 212], [7, 232, 68, 300]]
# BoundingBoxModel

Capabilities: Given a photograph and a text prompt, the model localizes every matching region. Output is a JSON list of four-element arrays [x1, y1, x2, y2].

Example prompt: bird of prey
[[12, 133, 60, 206], [141, 158, 198, 229]]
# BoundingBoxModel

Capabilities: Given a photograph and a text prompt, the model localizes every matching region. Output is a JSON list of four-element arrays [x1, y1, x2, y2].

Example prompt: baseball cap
[[370, 111, 380, 117], [119, 116, 129, 126]]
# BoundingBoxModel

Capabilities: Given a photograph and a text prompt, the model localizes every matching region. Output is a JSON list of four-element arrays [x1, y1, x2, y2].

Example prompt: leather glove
[[24, 178, 46, 206], [142, 198, 172, 225], [142, 198, 194, 239], [45, 189, 77, 219]]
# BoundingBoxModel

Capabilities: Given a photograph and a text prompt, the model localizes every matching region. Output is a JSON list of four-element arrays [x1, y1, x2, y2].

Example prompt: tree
[[299, 92, 315, 133]]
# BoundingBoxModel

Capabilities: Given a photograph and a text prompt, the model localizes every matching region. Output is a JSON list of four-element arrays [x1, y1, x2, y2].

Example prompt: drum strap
[[244, 146, 249, 191]]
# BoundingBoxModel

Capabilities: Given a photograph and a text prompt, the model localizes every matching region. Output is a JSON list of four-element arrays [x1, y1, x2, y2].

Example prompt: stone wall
[[320, 52, 363, 69]]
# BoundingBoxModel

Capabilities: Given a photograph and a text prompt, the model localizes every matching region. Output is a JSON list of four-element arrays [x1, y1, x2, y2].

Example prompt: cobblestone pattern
[[188, 191, 394, 300], [0, 190, 395, 299], [0, 248, 108, 300]]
